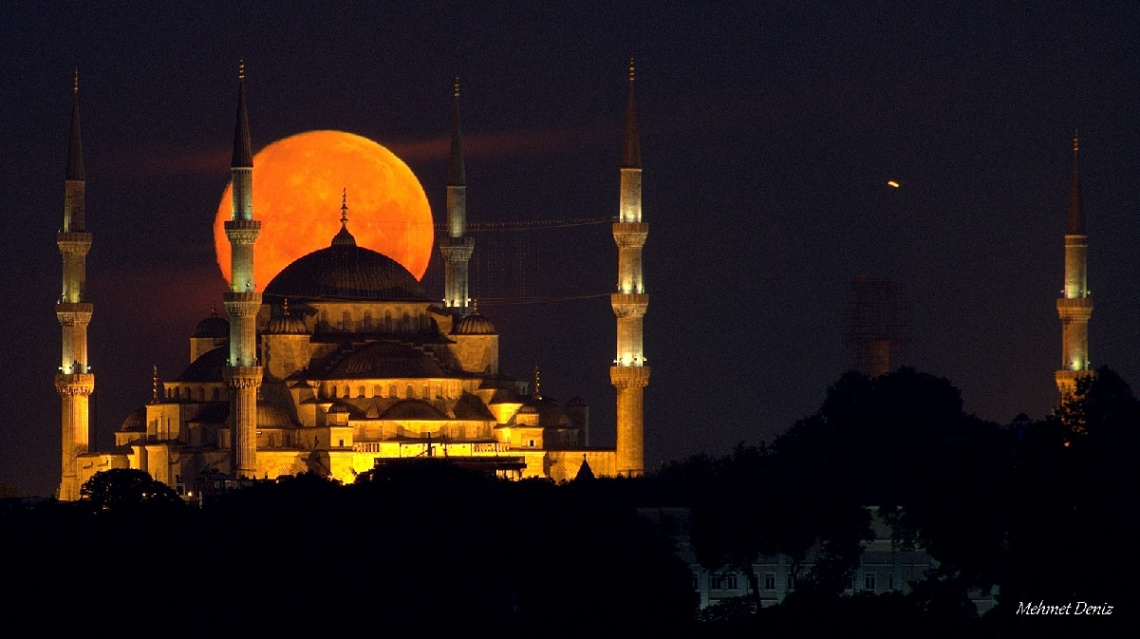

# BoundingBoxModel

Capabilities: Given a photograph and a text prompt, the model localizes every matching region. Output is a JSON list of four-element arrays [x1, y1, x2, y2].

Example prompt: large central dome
[[264, 234, 431, 302]]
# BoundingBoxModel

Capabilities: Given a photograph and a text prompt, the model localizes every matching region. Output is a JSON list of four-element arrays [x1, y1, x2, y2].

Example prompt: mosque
[[54, 64, 650, 500]]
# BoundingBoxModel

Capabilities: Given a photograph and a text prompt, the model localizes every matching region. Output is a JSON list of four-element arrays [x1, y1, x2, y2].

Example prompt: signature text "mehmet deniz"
[[1016, 601, 1113, 615]]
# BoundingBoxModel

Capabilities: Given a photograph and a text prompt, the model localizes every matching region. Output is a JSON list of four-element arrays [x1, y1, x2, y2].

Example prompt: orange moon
[[214, 130, 434, 291]]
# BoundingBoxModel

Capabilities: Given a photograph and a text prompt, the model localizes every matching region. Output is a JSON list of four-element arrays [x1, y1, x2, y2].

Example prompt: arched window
[[405, 384, 414, 399], [389, 384, 397, 398], [341, 311, 352, 331], [358, 386, 365, 398]]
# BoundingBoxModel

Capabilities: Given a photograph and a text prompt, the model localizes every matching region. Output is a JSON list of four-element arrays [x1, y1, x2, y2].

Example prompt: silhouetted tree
[[79, 468, 183, 512]]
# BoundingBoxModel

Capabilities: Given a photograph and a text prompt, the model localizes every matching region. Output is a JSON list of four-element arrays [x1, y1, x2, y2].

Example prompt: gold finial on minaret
[[73, 67, 78, 94], [282, 298, 290, 317], [533, 363, 541, 399], [454, 75, 460, 98], [152, 365, 159, 404], [238, 57, 245, 81], [341, 188, 348, 225], [1073, 129, 1079, 152], [629, 57, 635, 82], [472, 299, 478, 315]]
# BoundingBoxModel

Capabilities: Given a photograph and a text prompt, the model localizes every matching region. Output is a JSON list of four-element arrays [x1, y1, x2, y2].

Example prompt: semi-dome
[[380, 399, 449, 420], [193, 312, 229, 338], [452, 313, 497, 335], [329, 342, 445, 378], [257, 402, 298, 428], [120, 407, 146, 432], [178, 347, 227, 382], [264, 235, 431, 302]]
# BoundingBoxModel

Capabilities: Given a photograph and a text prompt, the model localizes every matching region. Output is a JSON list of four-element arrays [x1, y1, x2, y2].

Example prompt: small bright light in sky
[[887, 180, 901, 188]]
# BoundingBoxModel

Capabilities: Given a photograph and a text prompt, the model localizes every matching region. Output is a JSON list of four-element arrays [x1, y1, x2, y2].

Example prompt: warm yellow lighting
[[887, 180, 901, 188]]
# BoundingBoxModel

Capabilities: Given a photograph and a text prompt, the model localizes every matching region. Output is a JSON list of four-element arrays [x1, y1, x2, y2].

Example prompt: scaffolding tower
[[842, 276, 909, 377]]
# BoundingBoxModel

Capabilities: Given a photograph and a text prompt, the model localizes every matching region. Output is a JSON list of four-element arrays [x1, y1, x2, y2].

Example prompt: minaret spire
[[440, 75, 475, 316], [1056, 130, 1093, 402], [448, 76, 466, 188], [56, 69, 95, 500], [66, 68, 85, 184], [1066, 130, 1084, 235], [232, 58, 252, 169], [611, 60, 649, 477], [223, 58, 263, 479], [621, 58, 640, 169]]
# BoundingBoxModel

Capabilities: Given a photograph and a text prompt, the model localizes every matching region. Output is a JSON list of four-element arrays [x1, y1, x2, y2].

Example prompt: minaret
[[611, 59, 649, 477], [1055, 131, 1093, 401], [440, 77, 474, 316], [223, 59, 262, 478], [56, 69, 95, 501]]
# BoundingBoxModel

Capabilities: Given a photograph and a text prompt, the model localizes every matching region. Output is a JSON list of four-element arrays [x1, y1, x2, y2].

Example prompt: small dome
[[536, 399, 570, 428], [452, 313, 497, 335], [519, 398, 570, 427], [120, 407, 146, 432], [329, 342, 444, 378], [193, 314, 229, 338], [266, 315, 309, 335]]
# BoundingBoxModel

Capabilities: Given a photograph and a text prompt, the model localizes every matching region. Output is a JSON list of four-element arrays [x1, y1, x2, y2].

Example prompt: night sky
[[2, 2, 1138, 497]]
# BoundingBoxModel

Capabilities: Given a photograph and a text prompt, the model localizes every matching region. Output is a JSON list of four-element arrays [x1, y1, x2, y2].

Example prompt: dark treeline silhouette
[[0, 461, 695, 636], [649, 366, 1136, 638], [1, 367, 1134, 637]]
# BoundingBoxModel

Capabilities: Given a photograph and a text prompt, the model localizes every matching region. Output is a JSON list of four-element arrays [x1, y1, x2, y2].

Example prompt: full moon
[[214, 130, 434, 290]]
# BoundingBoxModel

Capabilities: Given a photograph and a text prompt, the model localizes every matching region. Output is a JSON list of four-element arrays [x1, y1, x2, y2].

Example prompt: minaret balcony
[[55, 373, 95, 395], [611, 293, 648, 317], [439, 237, 475, 259], [57, 231, 93, 245], [1056, 297, 1093, 321], [613, 223, 648, 246], [223, 365, 263, 388], [225, 220, 261, 244], [610, 366, 650, 387], [56, 302, 94, 315]]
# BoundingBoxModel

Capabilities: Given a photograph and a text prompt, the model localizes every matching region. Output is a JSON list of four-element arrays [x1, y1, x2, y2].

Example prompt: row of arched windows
[[323, 381, 459, 401], [315, 308, 431, 333], [167, 386, 223, 402]]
